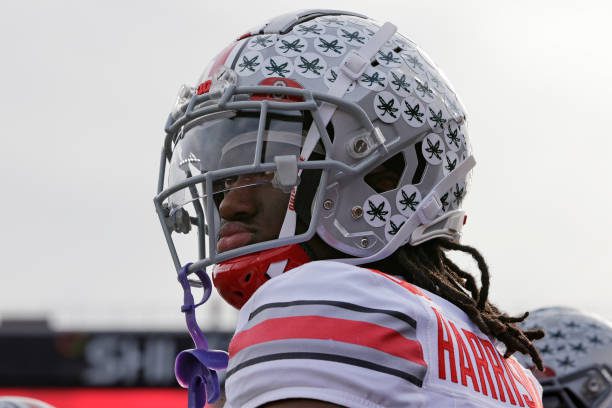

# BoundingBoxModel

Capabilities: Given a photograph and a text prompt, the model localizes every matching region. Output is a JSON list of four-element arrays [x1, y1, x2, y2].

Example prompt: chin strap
[[175, 263, 229, 408]]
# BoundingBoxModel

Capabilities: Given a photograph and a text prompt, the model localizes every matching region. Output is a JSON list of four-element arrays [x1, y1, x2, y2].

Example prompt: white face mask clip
[[273, 155, 300, 193]]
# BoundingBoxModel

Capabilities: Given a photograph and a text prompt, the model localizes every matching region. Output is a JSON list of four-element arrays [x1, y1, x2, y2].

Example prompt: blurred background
[[1, 0, 611, 405]]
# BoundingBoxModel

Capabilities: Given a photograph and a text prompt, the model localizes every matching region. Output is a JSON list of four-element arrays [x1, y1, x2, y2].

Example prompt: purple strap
[[175, 263, 229, 407]]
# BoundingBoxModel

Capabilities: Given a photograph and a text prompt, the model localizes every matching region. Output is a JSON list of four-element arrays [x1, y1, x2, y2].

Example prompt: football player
[[155, 9, 545, 408], [517, 307, 612, 408]]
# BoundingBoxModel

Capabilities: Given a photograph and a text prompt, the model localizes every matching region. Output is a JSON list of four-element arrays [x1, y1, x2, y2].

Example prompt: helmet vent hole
[[371, 60, 379, 67], [325, 120, 335, 143], [244, 272, 252, 283], [393, 46, 402, 53], [411, 141, 427, 185], [364, 152, 405, 193]]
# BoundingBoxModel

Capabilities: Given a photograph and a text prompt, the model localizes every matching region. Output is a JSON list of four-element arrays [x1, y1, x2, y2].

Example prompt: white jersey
[[224, 261, 543, 408]]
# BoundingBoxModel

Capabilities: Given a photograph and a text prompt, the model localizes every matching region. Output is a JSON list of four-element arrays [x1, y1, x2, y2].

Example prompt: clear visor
[[165, 110, 322, 259], [168, 111, 311, 208]]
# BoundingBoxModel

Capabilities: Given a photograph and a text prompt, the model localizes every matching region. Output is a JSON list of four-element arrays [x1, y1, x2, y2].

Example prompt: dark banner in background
[[0, 389, 190, 408], [0, 328, 232, 387]]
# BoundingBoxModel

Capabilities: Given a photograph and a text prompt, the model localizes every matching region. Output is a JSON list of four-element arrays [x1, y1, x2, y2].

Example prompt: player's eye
[[213, 172, 275, 193], [222, 176, 239, 189], [212, 176, 238, 193]]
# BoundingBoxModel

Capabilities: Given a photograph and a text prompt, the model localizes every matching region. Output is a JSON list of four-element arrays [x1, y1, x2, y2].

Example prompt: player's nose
[[218, 176, 259, 221]]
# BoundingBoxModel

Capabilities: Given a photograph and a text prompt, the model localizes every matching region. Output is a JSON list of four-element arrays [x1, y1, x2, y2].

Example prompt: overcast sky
[[1, 0, 610, 331]]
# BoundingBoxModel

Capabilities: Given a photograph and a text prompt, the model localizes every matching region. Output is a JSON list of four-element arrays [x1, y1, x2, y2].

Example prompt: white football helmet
[[517, 307, 612, 408], [155, 10, 475, 308]]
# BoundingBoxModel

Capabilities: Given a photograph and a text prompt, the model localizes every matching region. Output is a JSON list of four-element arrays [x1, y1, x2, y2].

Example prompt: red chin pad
[[212, 244, 311, 309]]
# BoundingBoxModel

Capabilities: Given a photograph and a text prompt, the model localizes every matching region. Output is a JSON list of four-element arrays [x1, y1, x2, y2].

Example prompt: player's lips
[[217, 223, 256, 253]]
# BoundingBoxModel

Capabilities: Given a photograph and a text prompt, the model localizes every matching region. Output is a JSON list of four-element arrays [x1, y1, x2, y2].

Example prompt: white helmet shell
[[517, 307, 612, 408], [156, 9, 475, 283]]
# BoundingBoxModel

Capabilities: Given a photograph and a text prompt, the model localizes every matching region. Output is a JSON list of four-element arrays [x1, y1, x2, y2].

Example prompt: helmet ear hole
[[364, 152, 406, 193]]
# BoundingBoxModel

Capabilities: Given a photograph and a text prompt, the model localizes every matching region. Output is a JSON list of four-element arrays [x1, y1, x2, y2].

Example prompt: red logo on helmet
[[251, 77, 304, 102], [196, 80, 212, 95], [196, 42, 239, 95]]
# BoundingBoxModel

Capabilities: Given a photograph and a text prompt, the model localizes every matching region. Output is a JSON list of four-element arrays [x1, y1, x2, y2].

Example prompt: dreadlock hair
[[389, 238, 545, 370]]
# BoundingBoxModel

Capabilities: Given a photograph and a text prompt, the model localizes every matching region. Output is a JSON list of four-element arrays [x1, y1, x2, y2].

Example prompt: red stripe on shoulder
[[229, 315, 426, 367], [369, 269, 432, 300]]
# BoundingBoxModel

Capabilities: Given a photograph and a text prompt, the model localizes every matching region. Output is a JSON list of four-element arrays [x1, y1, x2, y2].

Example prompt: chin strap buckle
[[415, 196, 443, 225], [175, 263, 229, 407], [410, 210, 466, 246], [340, 49, 370, 80]]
